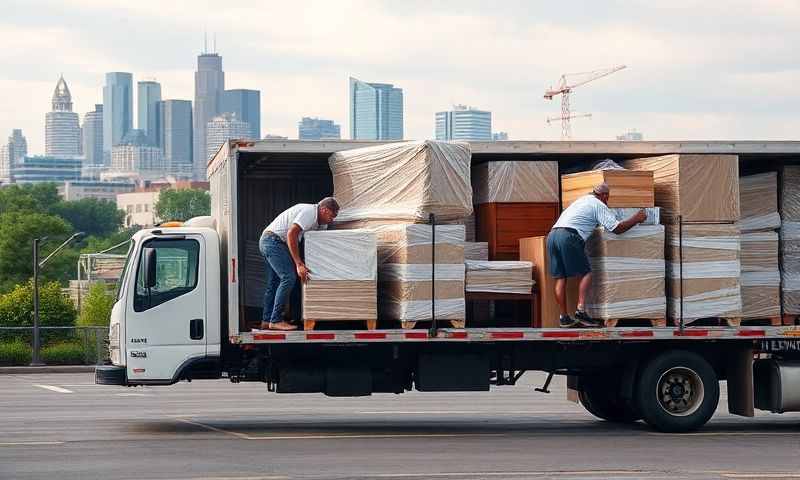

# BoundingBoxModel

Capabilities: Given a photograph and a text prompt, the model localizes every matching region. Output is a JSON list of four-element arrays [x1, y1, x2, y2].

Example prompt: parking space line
[[32, 384, 73, 394], [0, 441, 64, 447], [175, 418, 250, 440]]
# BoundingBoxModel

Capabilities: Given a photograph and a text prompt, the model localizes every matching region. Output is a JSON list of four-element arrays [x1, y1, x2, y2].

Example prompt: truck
[[96, 139, 800, 433]]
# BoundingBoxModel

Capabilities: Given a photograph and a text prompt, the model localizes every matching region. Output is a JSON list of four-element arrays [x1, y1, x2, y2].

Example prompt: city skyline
[[2, 2, 799, 154]]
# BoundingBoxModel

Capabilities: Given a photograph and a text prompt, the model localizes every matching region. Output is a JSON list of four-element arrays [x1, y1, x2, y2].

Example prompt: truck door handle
[[190, 319, 204, 340]]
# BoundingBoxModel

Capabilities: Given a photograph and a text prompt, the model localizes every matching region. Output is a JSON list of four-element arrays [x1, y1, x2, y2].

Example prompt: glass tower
[[349, 77, 403, 140]]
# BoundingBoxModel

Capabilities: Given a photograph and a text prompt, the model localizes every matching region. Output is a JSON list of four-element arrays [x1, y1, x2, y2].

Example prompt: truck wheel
[[579, 378, 640, 423], [635, 350, 719, 433]]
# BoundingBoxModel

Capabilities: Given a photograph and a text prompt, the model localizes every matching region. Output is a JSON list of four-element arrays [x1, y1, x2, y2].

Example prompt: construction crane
[[544, 65, 626, 139]]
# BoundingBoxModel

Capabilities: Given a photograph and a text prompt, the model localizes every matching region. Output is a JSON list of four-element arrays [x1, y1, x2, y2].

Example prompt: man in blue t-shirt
[[548, 183, 646, 328]]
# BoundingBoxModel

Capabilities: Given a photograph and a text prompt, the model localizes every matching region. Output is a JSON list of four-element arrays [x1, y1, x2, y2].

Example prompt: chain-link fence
[[0, 326, 108, 366]]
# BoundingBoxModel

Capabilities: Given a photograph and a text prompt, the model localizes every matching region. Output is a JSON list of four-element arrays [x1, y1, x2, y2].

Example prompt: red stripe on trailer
[[253, 333, 286, 341], [306, 333, 336, 341], [620, 330, 654, 338], [354, 332, 387, 340], [737, 329, 766, 337], [542, 331, 581, 338], [491, 331, 524, 340], [405, 332, 428, 339], [674, 329, 708, 337], [446, 331, 468, 339]]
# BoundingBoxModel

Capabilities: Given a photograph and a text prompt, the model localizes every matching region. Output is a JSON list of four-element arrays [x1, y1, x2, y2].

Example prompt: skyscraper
[[45, 76, 81, 157], [298, 117, 341, 140], [194, 51, 225, 177], [206, 113, 249, 160], [137, 80, 162, 144], [435, 105, 492, 142], [0, 145, 8, 183], [223, 89, 260, 139], [103, 72, 133, 158], [111, 129, 165, 178], [349, 77, 403, 140], [8, 129, 27, 164], [158, 99, 193, 177], [82, 105, 103, 166]]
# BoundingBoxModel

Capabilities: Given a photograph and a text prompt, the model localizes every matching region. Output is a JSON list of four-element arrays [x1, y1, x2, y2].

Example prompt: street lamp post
[[30, 232, 85, 366]]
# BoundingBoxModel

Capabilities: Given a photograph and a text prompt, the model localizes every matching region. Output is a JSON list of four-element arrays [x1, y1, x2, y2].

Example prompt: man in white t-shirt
[[256, 197, 340, 331], [547, 183, 646, 328]]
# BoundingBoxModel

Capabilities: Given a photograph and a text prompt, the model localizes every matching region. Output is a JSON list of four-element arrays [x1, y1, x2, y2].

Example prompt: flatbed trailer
[[97, 140, 800, 433]]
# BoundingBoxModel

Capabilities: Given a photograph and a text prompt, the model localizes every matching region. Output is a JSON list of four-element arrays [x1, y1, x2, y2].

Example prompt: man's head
[[317, 197, 340, 225], [592, 182, 610, 205]]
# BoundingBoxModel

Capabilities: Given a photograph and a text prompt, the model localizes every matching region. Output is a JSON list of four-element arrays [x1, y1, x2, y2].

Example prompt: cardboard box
[[561, 169, 654, 208], [740, 231, 780, 319], [473, 161, 559, 204], [465, 261, 533, 295], [739, 172, 780, 232], [464, 242, 489, 261], [780, 167, 800, 314], [624, 155, 740, 223]]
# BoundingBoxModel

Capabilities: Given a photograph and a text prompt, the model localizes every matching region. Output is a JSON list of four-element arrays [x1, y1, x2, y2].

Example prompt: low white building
[[59, 180, 135, 202], [117, 191, 159, 228]]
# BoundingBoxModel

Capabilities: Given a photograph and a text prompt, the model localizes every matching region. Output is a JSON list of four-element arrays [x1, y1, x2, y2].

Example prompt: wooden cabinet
[[476, 202, 559, 260], [519, 236, 564, 328]]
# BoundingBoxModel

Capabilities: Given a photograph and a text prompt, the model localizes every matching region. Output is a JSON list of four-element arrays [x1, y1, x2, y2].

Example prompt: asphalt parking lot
[[1, 371, 799, 480]]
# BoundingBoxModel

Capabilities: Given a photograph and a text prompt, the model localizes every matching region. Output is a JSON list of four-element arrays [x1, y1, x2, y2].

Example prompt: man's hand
[[296, 263, 309, 283], [634, 209, 647, 224]]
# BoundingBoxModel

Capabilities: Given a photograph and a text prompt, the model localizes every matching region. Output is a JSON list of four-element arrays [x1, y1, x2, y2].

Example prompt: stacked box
[[624, 154, 740, 224], [739, 173, 781, 232], [302, 230, 378, 322], [665, 224, 742, 322], [578, 225, 666, 320], [473, 161, 559, 204], [781, 167, 800, 315], [610, 207, 661, 225], [465, 261, 533, 295], [740, 232, 781, 319], [375, 224, 465, 324], [329, 140, 472, 224], [464, 242, 489, 261], [561, 169, 654, 208]]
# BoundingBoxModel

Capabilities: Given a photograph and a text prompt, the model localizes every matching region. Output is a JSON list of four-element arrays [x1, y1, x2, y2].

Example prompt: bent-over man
[[257, 197, 339, 331], [547, 183, 646, 328]]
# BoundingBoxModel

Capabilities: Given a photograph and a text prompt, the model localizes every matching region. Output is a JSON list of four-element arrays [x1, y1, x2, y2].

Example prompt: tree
[[51, 198, 125, 238], [0, 183, 61, 215], [77, 282, 115, 327], [154, 188, 210, 222], [0, 212, 74, 293], [0, 281, 76, 329]]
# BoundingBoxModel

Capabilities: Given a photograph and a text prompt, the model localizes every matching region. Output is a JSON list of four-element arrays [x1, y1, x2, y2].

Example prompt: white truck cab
[[99, 219, 222, 385]]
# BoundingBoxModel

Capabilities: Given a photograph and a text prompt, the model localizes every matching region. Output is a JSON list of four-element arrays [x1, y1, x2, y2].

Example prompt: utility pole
[[31, 238, 43, 366]]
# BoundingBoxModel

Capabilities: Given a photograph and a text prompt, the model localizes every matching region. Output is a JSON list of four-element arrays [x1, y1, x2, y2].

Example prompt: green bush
[[0, 339, 32, 366], [41, 341, 86, 365], [78, 282, 115, 327], [0, 281, 77, 343]]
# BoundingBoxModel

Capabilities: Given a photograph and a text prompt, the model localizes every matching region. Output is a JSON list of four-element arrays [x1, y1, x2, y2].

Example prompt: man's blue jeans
[[259, 233, 299, 324]]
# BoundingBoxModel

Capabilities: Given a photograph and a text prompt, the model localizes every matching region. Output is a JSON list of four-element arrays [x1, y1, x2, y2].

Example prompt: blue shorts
[[546, 228, 591, 278]]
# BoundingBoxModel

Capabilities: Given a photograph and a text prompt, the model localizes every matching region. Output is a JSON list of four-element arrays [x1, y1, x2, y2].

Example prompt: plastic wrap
[[624, 154, 740, 223], [464, 242, 489, 261], [667, 287, 743, 320], [610, 207, 661, 225], [591, 159, 625, 170], [472, 161, 559, 204], [781, 166, 800, 220], [781, 220, 800, 314], [330, 140, 472, 224], [740, 231, 779, 272], [374, 224, 465, 264], [578, 225, 666, 320], [464, 260, 533, 294], [302, 230, 377, 321], [739, 172, 780, 232]]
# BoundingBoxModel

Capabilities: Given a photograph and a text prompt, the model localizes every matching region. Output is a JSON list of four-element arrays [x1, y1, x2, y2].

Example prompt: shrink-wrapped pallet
[[473, 161, 559, 204], [561, 169, 654, 208], [465, 261, 533, 294], [739, 172, 780, 232], [329, 140, 472, 224], [624, 155, 740, 223], [781, 167, 800, 315], [302, 230, 377, 323], [375, 224, 465, 325], [610, 207, 661, 225], [740, 232, 780, 319], [580, 225, 666, 320], [464, 242, 489, 261], [665, 224, 742, 322]]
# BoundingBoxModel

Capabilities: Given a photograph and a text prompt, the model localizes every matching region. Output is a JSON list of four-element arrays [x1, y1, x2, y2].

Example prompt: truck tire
[[635, 350, 719, 433], [579, 377, 641, 423]]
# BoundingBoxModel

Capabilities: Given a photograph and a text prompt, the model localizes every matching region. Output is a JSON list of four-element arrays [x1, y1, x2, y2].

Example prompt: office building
[[45, 76, 81, 157], [223, 89, 260, 139], [111, 129, 165, 178], [158, 99, 193, 177], [137, 80, 162, 144], [82, 105, 103, 167], [492, 132, 508, 141], [206, 113, 250, 159], [435, 105, 492, 142], [117, 191, 160, 228], [617, 129, 644, 141], [298, 117, 341, 140], [11, 155, 82, 183], [263, 134, 288, 140], [58, 180, 135, 202], [7, 129, 27, 164], [0, 145, 8, 183], [349, 77, 403, 140], [194, 51, 225, 175], [103, 72, 133, 158]]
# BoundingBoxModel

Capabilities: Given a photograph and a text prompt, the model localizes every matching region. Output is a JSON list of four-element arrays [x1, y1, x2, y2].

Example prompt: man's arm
[[612, 209, 647, 234], [286, 224, 309, 282]]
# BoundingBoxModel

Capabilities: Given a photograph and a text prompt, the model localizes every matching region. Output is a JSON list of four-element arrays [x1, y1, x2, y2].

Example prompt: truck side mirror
[[143, 247, 157, 289]]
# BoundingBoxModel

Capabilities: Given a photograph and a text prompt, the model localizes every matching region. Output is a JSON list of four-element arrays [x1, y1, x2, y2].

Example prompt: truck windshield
[[115, 240, 135, 301]]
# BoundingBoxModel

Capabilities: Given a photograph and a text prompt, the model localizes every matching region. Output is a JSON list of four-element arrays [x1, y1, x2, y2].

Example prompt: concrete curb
[[0, 365, 96, 374]]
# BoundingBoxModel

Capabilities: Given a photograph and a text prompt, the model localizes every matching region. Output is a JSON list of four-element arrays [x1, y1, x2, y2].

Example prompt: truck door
[[125, 235, 206, 382]]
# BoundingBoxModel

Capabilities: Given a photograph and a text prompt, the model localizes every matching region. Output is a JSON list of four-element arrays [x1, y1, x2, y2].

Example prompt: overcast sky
[[1, 0, 798, 154]]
